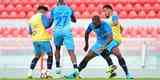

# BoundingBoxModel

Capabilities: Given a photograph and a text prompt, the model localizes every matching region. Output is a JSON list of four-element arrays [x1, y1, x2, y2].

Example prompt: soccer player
[[50, 0, 78, 76], [102, 4, 134, 79], [27, 5, 53, 78], [66, 15, 117, 79]]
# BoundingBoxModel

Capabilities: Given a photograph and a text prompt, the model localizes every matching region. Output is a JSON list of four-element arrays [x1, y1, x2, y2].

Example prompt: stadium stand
[[0, 26, 160, 38], [0, 0, 160, 18]]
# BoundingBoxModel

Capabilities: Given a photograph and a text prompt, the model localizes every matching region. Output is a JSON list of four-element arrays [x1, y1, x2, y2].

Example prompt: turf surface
[[0, 78, 160, 80]]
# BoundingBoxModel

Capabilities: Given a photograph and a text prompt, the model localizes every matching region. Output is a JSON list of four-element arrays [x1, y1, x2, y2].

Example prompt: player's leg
[[100, 49, 117, 78], [101, 50, 113, 66], [53, 31, 63, 74], [42, 41, 53, 76], [65, 50, 96, 79], [78, 51, 96, 72], [28, 42, 41, 78], [64, 32, 78, 69], [105, 40, 121, 79], [65, 39, 103, 79], [112, 47, 133, 79]]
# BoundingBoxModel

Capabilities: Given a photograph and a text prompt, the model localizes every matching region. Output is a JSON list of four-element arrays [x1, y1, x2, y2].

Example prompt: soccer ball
[[40, 70, 47, 78]]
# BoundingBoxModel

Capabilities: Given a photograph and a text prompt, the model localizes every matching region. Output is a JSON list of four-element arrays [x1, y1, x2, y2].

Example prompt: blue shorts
[[90, 41, 105, 56], [106, 40, 119, 53], [53, 29, 74, 50], [33, 41, 52, 56], [90, 40, 119, 56]]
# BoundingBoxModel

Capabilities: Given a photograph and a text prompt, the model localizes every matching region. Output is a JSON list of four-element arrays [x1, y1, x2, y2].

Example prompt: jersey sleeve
[[86, 24, 93, 33]]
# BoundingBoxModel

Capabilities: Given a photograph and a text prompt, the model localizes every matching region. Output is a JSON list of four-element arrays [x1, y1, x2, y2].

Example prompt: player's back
[[29, 13, 51, 41], [51, 5, 73, 29]]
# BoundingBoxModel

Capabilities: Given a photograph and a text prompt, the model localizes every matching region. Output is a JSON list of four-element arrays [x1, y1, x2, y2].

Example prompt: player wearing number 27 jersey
[[50, 0, 78, 77], [51, 4, 75, 50]]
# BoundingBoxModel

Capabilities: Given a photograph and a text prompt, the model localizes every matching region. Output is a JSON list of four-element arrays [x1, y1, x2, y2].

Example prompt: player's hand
[[84, 45, 89, 52]]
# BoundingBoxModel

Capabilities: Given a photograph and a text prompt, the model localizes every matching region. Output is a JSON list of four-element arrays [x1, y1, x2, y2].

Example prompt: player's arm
[[28, 24, 32, 35], [120, 25, 123, 33], [71, 9, 76, 23], [84, 24, 92, 51], [42, 15, 53, 29]]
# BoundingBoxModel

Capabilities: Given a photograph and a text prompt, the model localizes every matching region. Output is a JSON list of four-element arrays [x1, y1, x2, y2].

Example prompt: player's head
[[57, 0, 66, 5], [92, 15, 101, 28], [37, 5, 48, 14], [103, 4, 113, 18]]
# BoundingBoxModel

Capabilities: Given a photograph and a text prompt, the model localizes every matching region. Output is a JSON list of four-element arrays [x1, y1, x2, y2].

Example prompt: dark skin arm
[[120, 25, 123, 33], [84, 31, 90, 52], [71, 14, 76, 23]]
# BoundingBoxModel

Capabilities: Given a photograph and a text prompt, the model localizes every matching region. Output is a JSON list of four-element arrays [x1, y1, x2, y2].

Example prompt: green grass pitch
[[0, 78, 160, 80]]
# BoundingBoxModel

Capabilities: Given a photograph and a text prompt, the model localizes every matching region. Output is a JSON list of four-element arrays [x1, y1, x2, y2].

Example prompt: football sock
[[118, 57, 128, 75], [47, 55, 53, 70], [30, 57, 39, 70]]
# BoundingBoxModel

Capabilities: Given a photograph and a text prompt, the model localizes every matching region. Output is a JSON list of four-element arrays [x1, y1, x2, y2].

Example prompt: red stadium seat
[[39, 0, 46, 4], [12, 0, 21, 5], [33, 4, 39, 11], [74, 11, 81, 18], [18, 27, 28, 37], [91, 11, 99, 17], [27, 11, 35, 18], [138, 0, 146, 3], [0, 12, 8, 18], [70, 4, 77, 10], [19, 11, 26, 18], [87, 4, 96, 12], [125, 3, 133, 11], [6, 4, 15, 11], [25, 0, 37, 5], [82, 11, 90, 18], [157, 11, 160, 18], [119, 11, 128, 18], [147, 10, 156, 18], [0, 4, 5, 12], [138, 10, 146, 18], [2, 27, 10, 37], [16, 4, 23, 12], [2, 0, 11, 5], [146, 27, 155, 38], [134, 3, 143, 11], [115, 3, 123, 11], [153, 3, 160, 12], [66, 0, 73, 4], [100, 12, 105, 18], [78, 3, 87, 12], [10, 11, 17, 18], [24, 4, 33, 11], [144, 3, 152, 11], [119, 0, 129, 4], [128, 0, 138, 4], [146, 0, 157, 4], [128, 11, 137, 18], [97, 3, 103, 11]]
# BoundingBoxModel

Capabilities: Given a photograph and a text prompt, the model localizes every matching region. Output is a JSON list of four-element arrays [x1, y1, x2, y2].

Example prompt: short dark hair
[[37, 5, 48, 11], [92, 15, 100, 21], [103, 4, 113, 10]]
